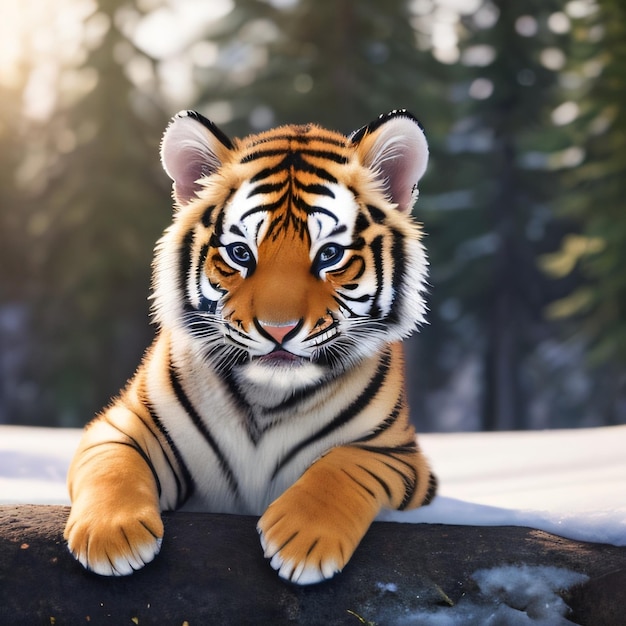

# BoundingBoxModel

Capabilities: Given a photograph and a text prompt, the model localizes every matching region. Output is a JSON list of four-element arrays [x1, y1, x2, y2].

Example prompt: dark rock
[[0, 505, 624, 625]]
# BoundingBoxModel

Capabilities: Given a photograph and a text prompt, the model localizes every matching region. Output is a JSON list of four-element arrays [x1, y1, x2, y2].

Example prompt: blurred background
[[1, 0, 625, 432]]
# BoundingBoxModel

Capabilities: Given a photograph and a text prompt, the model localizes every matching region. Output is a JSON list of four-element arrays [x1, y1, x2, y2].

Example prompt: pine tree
[[544, 0, 626, 423], [193, 0, 447, 134], [22, 0, 170, 425], [422, 0, 587, 429], [0, 76, 34, 424]]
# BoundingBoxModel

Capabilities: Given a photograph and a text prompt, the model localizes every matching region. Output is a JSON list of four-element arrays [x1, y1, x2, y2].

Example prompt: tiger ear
[[351, 110, 428, 213], [160, 110, 234, 206]]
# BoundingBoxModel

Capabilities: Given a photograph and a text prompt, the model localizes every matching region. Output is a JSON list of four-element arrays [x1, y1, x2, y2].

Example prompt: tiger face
[[155, 110, 429, 391]]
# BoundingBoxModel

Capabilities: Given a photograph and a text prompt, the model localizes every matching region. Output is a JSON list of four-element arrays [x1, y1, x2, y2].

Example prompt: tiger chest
[[146, 335, 390, 516]]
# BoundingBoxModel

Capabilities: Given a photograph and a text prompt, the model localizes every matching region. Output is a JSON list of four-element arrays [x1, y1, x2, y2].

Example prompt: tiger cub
[[64, 109, 437, 585]]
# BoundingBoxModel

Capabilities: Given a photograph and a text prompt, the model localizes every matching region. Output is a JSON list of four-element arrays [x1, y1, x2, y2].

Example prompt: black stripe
[[367, 204, 387, 224], [247, 181, 288, 197], [249, 152, 339, 185], [387, 229, 407, 325], [300, 148, 347, 164], [336, 291, 371, 304], [179, 230, 194, 310], [201, 205, 216, 227], [100, 415, 163, 499], [423, 473, 438, 506], [293, 194, 334, 218], [248, 132, 345, 147], [367, 449, 419, 511], [217, 370, 262, 444], [354, 397, 403, 443], [352, 441, 420, 509], [397, 458, 418, 510], [213, 208, 226, 239], [354, 212, 370, 235], [294, 157, 338, 183], [270, 349, 392, 480], [349, 110, 424, 145], [248, 189, 290, 214], [241, 148, 288, 164], [357, 464, 392, 501], [179, 110, 234, 149], [168, 360, 240, 500], [341, 469, 376, 498], [144, 400, 195, 508], [260, 376, 332, 416], [121, 440, 163, 498], [369, 236, 385, 318], [332, 294, 358, 317], [132, 402, 184, 500], [340, 255, 366, 280], [194, 243, 210, 308], [82, 438, 162, 501], [371, 457, 417, 511], [294, 180, 336, 198], [354, 442, 418, 456], [250, 160, 288, 183], [349, 236, 366, 251], [265, 213, 286, 240]]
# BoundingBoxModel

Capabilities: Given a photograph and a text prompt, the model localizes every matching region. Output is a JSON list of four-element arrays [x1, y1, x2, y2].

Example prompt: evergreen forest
[[1, 0, 625, 431]]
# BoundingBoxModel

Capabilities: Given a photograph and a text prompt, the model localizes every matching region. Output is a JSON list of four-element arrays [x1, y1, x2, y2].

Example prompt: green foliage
[[554, 0, 626, 365], [196, 0, 449, 135], [2, 0, 171, 425], [1, 0, 625, 428]]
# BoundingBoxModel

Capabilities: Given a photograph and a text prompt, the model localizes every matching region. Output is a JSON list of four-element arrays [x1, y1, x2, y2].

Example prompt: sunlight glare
[[436, 0, 481, 14], [551, 101, 579, 126], [540, 48, 567, 71], [547, 12, 571, 35], [134, 0, 234, 59], [461, 45, 496, 67], [0, 0, 98, 118], [515, 15, 538, 37], [565, 0, 598, 19]]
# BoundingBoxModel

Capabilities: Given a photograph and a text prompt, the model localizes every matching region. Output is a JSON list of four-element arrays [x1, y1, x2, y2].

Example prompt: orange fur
[[64, 110, 436, 584]]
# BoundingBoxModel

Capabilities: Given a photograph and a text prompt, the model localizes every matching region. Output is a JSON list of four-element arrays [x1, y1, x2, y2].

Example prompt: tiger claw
[[262, 540, 340, 585], [64, 506, 164, 577], [68, 535, 162, 576], [257, 519, 343, 585]]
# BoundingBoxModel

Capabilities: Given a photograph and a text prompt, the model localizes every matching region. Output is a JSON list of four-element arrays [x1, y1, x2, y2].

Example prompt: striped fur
[[64, 110, 436, 585]]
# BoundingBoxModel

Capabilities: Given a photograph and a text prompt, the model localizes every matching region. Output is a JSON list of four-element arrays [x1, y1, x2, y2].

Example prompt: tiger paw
[[257, 496, 363, 585], [64, 505, 164, 576]]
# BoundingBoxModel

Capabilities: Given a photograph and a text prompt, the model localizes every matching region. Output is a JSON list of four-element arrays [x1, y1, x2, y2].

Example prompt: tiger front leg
[[64, 413, 164, 576], [257, 443, 434, 585]]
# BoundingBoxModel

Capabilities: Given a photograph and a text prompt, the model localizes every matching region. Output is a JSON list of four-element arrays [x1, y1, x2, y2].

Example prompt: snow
[[395, 565, 589, 625], [1, 424, 625, 547], [0, 426, 81, 505], [1, 424, 623, 623], [0, 423, 623, 553], [379, 425, 626, 548]]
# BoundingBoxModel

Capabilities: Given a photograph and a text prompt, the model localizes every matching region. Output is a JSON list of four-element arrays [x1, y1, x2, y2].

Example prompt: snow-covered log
[[0, 505, 624, 625]]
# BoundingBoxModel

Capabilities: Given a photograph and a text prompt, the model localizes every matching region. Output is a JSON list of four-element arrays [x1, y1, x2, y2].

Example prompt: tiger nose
[[257, 320, 300, 344]]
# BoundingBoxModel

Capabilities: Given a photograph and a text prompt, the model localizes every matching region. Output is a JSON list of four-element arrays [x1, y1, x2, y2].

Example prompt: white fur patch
[[240, 360, 325, 389]]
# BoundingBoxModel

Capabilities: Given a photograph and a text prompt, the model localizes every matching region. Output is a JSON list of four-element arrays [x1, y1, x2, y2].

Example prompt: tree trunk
[[1, 505, 623, 625]]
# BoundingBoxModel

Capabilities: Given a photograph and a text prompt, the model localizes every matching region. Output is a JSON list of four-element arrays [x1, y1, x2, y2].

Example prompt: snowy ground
[[1, 424, 624, 624], [1, 424, 625, 547], [382, 425, 626, 548]]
